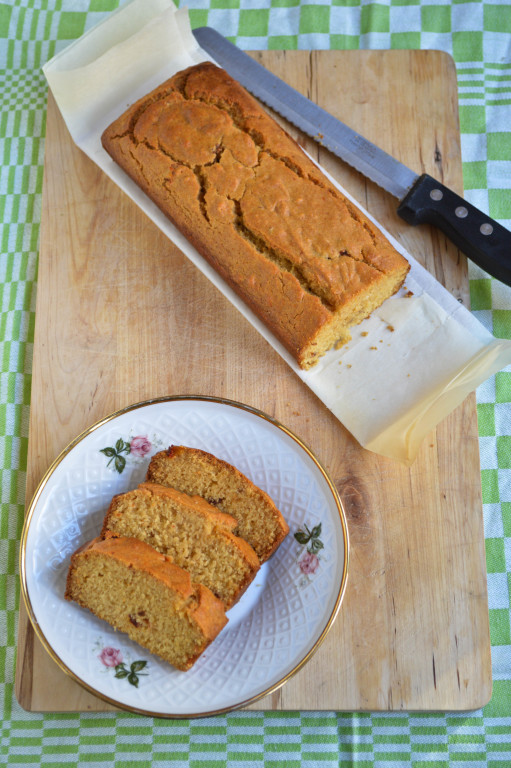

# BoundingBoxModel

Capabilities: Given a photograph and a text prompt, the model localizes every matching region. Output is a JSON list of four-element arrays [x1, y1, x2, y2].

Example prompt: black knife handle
[[397, 173, 511, 286]]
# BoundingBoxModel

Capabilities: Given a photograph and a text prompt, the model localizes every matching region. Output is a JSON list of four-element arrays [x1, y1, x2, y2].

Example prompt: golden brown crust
[[192, 583, 232, 650], [101, 62, 409, 369], [65, 533, 194, 599]]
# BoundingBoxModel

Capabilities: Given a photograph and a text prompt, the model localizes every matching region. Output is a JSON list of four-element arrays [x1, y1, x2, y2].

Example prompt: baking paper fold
[[42, 0, 511, 464]]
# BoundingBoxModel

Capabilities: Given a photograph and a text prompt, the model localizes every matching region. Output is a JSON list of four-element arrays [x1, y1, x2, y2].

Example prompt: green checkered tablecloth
[[1, 0, 511, 764]]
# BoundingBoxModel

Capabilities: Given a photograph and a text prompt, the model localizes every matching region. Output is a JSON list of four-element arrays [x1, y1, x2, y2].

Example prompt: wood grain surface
[[15, 50, 492, 713]]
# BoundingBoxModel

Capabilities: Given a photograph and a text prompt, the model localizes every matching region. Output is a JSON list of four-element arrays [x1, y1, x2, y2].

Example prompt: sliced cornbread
[[101, 482, 260, 609], [146, 445, 289, 563], [65, 534, 227, 671]]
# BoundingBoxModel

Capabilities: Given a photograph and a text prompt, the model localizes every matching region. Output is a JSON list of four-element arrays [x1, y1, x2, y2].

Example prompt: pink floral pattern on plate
[[97, 642, 148, 688], [99, 433, 163, 473], [298, 550, 320, 575], [98, 646, 123, 668], [129, 435, 152, 457], [294, 523, 323, 583]]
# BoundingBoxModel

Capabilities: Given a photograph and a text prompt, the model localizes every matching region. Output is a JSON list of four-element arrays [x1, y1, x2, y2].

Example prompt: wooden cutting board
[[15, 50, 492, 713]]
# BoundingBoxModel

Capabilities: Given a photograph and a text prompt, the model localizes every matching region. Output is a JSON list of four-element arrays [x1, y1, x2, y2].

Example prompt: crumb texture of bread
[[146, 445, 289, 563], [101, 482, 260, 609], [101, 62, 409, 369], [65, 535, 227, 671]]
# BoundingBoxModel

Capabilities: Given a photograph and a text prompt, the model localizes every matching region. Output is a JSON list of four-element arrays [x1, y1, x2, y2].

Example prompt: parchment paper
[[42, 0, 511, 464]]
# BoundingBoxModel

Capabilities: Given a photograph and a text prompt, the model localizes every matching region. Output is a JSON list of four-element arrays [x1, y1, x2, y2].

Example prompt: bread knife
[[193, 27, 511, 286]]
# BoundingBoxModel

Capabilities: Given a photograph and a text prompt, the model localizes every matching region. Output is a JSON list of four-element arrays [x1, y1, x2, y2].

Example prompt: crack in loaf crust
[[101, 62, 410, 368]]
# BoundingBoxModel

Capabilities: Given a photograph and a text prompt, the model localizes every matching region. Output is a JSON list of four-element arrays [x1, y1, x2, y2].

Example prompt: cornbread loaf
[[65, 534, 227, 671], [146, 445, 289, 563], [101, 62, 410, 369], [101, 482, 260, 609]]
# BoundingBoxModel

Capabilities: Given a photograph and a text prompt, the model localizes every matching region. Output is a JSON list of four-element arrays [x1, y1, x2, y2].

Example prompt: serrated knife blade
[[192, 27, 511, 286]]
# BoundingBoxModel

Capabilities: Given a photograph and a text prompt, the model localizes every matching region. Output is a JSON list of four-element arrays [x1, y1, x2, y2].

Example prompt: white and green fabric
[[1, 0, 511, 764]]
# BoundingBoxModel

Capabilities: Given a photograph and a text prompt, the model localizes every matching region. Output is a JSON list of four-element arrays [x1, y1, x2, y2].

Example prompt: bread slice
[[146, 446, 289, 562], [101, 482, 260, 609], [65, 534, 227, 671]]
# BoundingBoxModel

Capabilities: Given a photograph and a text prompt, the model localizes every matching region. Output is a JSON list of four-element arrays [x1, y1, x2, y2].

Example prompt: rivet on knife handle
[[398, 174, 511, 285]]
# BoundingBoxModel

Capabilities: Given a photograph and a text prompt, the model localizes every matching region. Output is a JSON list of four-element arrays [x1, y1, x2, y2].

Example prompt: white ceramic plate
[[20, 396, 349, 717]]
